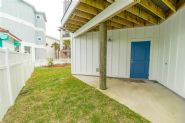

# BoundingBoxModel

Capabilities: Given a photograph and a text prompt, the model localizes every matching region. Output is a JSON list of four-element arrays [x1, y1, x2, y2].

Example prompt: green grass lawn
[[2, 66, 150, 123]]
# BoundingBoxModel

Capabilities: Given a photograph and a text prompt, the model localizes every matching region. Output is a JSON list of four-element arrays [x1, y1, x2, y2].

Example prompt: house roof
[[46, 35, 60, 42], [0, 27, 22, 42], [61, 0, 185, 36]]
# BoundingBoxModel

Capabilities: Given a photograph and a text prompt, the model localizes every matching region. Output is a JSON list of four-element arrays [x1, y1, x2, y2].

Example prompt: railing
[[62, 33, 70, 37], [63, 0, 72, 14], [0, 48, 34, 121]]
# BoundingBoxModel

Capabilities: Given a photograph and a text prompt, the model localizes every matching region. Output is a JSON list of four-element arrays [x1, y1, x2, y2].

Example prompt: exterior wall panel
[[86, 32, 93, 74], [107, 31, 113, 76], [80, 35, 87, 74], [92, 32, 99, 76]]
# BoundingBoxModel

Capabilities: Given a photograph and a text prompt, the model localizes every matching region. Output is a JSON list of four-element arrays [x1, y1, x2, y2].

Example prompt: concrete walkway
[[74, 75, 185, 123]]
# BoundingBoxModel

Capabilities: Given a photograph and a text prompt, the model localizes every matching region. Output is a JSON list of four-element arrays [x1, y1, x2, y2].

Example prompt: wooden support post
[[99, 22, 107, 90]]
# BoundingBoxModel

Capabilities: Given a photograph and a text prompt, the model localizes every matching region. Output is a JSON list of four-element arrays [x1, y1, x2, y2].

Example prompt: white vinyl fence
[[0, 48, 34, 121]]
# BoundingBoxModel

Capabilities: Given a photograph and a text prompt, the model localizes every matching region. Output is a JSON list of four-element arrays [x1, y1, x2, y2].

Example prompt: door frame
[[126, 38, 153, 79]]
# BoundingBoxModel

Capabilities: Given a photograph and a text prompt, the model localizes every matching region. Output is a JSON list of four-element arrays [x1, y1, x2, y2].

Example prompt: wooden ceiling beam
[[77, 0, 139, 30], [67, 28, 76, 32], [111, 16, 134, 27], [108, 21, 125, 29], [162, 0, 176, 12], [177, 0, 185, 10], [137, 0, 166, 20], [88, 26, 99, 32], [68, 19, 85, 26], [106, 0, 147, 25], [70, 15, 89, 23], [73, 10, 94, 20], [107, 0, 114, 3], [80, 0, 105, 10], [127, 6, 158, 24], [118, 11, 145, 26], [76, 3, 99, 15], [65, 23, 80, 30]]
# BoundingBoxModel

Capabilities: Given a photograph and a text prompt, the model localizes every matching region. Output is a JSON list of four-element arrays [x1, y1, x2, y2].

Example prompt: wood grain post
[[99, 22, 107, 90]]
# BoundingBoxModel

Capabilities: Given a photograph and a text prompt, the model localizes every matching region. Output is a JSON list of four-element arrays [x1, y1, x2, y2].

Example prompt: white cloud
[[24, 0, 63, 40]]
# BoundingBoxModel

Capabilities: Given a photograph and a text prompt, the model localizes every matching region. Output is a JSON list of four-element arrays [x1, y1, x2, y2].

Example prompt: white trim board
[[0, 12, 45, 33]]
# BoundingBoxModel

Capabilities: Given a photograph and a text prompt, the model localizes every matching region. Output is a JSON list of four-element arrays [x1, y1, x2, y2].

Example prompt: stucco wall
[[71, 7, 185, 98], [35, 48, 46, 60], [46, 36, 60, 59]]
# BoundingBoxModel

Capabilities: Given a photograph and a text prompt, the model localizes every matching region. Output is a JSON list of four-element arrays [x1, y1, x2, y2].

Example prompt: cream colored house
[[46, 36, 60, 59]]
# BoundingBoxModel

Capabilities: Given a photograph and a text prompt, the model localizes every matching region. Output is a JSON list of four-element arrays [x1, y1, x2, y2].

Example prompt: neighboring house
[[0, 0, 47, 61], [61, 0, 185, 99], [59, 0, 72, 59], [59, 28, 71, 59], [46, 36, 60, 59], [61, 0, 72, 42], [0, 27, 21, 51]]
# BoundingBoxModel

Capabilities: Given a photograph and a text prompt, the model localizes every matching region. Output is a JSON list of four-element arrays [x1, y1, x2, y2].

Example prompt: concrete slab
[[74, 75, 185, 123]]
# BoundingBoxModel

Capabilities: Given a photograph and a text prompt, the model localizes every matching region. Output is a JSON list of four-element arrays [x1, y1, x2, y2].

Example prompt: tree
[[62, 40, 71, 58], [51, 42, 60, 59], [63, 40, 70, 47]]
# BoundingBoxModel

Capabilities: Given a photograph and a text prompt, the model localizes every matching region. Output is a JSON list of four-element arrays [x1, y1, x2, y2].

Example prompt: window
[[37, 37, 42, 41], [36, 15, 40, 19], [14, 45, 20, 52], [24, 46, 31, 54]]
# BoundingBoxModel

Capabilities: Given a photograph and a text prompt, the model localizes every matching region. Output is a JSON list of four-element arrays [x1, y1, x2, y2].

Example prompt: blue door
[[130, 41, 151, 79]]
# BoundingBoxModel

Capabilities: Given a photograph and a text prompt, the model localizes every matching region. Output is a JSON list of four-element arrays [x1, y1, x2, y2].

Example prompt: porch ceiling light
[[108, 37, 113, 42]]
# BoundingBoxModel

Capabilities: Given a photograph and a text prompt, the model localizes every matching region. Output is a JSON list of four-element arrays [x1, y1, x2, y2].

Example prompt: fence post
[[5, 48, 13, 105]]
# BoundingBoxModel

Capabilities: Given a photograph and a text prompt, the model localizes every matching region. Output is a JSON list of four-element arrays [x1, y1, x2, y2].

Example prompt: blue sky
[[25, 0, 64, 39]]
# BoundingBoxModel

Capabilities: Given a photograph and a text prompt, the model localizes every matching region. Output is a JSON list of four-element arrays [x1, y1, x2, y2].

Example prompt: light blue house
[[0, 0, 47, 60]]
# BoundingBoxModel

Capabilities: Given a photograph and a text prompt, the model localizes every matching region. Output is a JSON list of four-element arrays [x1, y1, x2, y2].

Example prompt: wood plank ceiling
[[64, 0, 185, 32]]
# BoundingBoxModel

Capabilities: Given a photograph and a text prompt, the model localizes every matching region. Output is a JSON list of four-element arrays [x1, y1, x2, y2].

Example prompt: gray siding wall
[[35, 31, 46, 45], [0, 18, 35, 43], [35, 13, 46, 29], [1, 0, 35, 24]]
